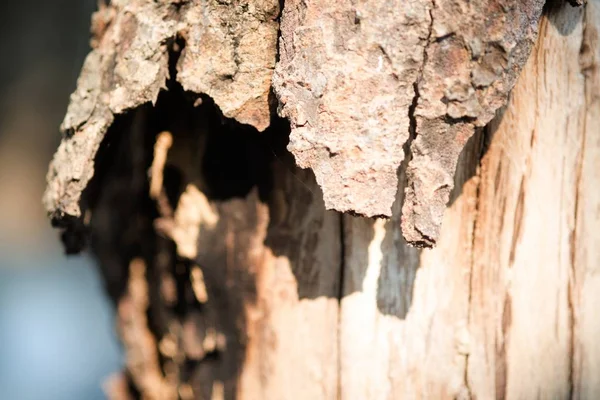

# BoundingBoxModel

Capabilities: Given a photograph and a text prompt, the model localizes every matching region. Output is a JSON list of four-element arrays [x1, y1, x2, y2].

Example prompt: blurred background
[[0, 1, 123, 399]]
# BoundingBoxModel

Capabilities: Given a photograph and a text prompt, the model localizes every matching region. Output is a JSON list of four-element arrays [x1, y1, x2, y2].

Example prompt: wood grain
[[467, 4, 586, 398], [338, 3, 600, 399]]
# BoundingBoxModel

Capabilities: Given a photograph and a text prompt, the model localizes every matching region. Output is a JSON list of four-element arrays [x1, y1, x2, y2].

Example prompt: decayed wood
[[83, 85, 342, 399], [165, 164, 342, 399], [44, 1, 600, 399], [235, 171, 341, 400], [43, 0, 279, 222]]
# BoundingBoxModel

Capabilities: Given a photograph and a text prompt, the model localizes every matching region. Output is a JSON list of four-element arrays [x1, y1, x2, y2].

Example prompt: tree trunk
[[45, 1, 599, 399]]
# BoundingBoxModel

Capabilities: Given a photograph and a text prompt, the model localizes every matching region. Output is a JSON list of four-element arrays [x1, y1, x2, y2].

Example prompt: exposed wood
[[184, 167, 341, 399], [467, 4, 586, 398], [235, 171, 341, 400], [340, 130, 482, 399], [571, 1, 600, 398], [339, 2, 600, 399]]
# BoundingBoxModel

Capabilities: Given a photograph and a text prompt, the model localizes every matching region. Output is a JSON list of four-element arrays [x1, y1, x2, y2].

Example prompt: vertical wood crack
[[568, 4, 591, 397], [336, 213, 346, 400], [462, 127, 487, 400]]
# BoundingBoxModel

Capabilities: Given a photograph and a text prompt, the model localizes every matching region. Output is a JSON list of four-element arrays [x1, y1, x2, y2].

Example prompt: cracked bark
[[273, 0, 546, 246], [45, 0, 547, 246], [43, 0, 600, 399], [403, 0, 545, 245]]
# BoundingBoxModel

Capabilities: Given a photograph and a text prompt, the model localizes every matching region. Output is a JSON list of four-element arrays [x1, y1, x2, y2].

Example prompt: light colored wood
[[231, 169, 342, 400], [573, 2, 600, 398], [339, 3, 600, 399], [467, 5, 586, 399], [340, 135, 482, 399]]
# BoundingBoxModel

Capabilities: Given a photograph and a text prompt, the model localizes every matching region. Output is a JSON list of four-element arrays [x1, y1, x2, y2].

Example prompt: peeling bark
[[46, 0, 548, 247], [403, 0, 545, 245], [176, 0, 279, 131], [44, 0, 279, 223], [273, 0, 430, 218], [273, 0, 545, 246]]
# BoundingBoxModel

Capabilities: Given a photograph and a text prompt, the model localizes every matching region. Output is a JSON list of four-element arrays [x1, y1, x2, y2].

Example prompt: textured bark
[[403, 0, 545, 245], [176, 0, 279, 130], [43, 0, 279, 224], [45, 0, 549, 248], [273, 0, 430, 218], [44, 1, 600, 400], [273, 0, 545, 246]]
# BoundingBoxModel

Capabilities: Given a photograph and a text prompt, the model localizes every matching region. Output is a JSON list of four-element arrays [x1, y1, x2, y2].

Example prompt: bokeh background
[[0, 1, 123, 399]]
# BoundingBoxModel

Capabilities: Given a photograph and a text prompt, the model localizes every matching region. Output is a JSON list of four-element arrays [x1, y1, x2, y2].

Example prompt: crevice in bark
[[407, 83, 420, 163], [406, 3, 434, 165], [403, 1, 436, 248]]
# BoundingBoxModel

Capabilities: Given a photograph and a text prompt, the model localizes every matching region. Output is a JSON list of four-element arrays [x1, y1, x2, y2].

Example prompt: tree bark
[[45, 1, 599, 399]]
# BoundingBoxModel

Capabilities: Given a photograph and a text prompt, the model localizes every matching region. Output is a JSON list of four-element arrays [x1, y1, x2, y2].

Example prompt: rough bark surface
[[176, 0, 279, 131], [403, 0, 545, 245], [273, 0, 430, 218], [273, 0, 545, 246], [43, 0, 278, 223], [45, 0, 548, 247]]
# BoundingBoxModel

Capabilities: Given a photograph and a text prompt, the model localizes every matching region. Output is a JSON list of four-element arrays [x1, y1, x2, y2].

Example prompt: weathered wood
[[467, 4, 586, 398], [44, 1, 600, 399], [573, 3, 600, 398], [340, 130, 482, 399], [210, 171, 342, 400], [339, 2, 600, 399]]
